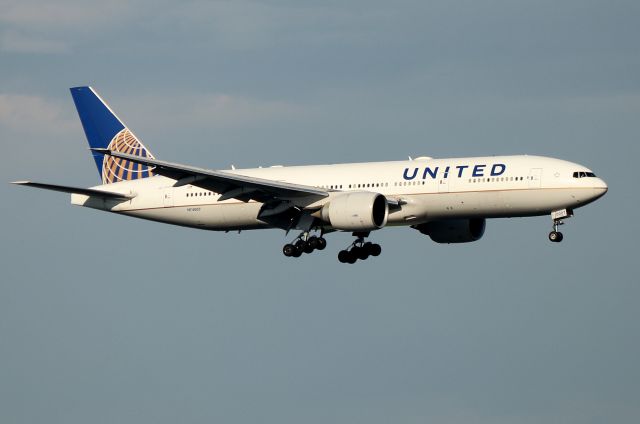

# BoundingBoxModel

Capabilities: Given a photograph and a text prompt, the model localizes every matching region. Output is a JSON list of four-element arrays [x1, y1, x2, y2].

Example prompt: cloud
[[0, 0, 130, 27], [0, 94, 76, 135], [124, 92, 306, 129], [0, 0, 132, 53], [0, 0, 414, 54], [0, 89, 304, 139], [165, 1, 401, 50], [0, 30, 70, 54]]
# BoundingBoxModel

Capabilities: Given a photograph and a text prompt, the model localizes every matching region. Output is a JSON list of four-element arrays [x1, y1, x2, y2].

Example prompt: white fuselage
[[71, 155, 608, 231]]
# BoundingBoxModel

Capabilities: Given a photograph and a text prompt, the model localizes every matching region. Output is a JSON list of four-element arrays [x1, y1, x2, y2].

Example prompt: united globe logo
[[102, 128, 155, 184]]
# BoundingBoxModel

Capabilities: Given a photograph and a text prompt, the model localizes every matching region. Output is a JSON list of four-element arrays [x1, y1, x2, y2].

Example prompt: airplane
[[12, 86, 608, 263]]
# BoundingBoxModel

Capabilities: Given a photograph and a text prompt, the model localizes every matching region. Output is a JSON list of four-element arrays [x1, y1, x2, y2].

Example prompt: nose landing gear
[[338, 234, 382, 264], [548, 209, 572, 243]]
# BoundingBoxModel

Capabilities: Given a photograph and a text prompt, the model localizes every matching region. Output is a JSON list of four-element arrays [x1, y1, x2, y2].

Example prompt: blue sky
[[1, 1, 639, 423]]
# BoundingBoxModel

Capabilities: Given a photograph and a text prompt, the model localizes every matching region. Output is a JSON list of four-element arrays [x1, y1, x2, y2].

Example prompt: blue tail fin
[[70, 86, 155, 184]]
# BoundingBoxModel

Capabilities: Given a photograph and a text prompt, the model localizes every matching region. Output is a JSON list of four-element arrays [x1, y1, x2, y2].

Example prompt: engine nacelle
[[414, 218, 486, 243], [320, 192, 388, 231]]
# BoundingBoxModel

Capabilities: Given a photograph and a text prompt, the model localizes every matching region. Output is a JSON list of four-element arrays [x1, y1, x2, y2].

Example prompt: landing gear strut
[[338, 233, 382, 264], [548, 209, 572, 243], [283, 231, 327, 258]]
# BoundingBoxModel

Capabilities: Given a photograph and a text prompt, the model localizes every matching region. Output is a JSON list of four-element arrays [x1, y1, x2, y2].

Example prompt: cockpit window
[[573, 171, 597, 178]]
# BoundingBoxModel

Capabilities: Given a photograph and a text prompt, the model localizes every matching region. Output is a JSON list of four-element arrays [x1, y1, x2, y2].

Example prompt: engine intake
[[320, 192, 388, 231], [414, 218, 486, 243]]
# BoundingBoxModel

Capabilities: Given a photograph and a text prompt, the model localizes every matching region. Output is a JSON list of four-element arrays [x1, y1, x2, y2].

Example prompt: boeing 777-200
[[12, 87, 608, 263]]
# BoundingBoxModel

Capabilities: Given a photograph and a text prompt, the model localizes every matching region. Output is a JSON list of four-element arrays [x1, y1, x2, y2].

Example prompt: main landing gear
[[338, 233, 382, 264], [548, 208, 573, 243], [283, 232, 327, 258]]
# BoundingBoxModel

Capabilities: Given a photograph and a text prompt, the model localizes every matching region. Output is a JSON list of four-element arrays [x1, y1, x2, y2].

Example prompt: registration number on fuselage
[[187, 207, 201, 212]]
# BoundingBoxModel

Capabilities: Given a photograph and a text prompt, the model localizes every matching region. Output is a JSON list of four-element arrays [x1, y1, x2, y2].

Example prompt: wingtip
[[10, 180, 30, 185]]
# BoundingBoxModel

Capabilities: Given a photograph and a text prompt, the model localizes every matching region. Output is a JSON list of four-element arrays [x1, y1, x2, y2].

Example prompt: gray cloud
[[0, 30, 70, 54], [123, 92, 307, 129], [0, 0, 132, 53], [0, 93, 75, 134]]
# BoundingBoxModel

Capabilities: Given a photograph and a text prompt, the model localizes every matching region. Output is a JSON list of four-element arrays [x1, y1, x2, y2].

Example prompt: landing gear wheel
[[338, 250, 350, 263], [291, 240, 304, 257], [307, 236, 319, 250], [283, 244, 295, 257], [303, 241, 315, 254], [316, 237, 327, 250], [370, 243, 382, 256], [355, 246, 369, 260], [549, 231, 564, 242]]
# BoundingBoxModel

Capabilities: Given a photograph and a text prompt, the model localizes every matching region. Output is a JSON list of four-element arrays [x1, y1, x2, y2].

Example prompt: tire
[[316, 237, 327, 250], [308, 236, 319, 250], [370, 244, 382, 256], [303, 242, 315, 254], [283, 244, 295, 257], [355, 246, 369, 260], [549, 231, 563, 242], [338, 250, 349, 263]]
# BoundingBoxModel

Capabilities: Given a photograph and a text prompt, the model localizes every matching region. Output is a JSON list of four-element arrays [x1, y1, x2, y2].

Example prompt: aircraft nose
[[591, 178, 608, 200]]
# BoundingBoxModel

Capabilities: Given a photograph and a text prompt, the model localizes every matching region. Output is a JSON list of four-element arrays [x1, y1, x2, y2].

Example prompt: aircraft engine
[[320, 192, 388, 231], [414, 218, 486, 243]]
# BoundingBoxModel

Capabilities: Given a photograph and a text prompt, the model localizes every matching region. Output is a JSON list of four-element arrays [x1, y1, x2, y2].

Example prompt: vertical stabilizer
[[70, 86, 155, 184]]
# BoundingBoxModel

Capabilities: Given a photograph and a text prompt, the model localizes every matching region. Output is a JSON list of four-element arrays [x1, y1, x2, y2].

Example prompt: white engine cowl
[[414, 218, 486, 243], [320, 192, 388, 231]]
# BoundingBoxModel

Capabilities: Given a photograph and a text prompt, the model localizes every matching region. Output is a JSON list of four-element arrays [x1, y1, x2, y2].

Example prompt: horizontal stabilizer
[[11, 181, 134, 200]]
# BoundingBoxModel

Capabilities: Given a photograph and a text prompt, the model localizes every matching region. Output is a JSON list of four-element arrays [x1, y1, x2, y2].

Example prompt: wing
[[92, 149, 328, 205], [11, 181, 134, 200]]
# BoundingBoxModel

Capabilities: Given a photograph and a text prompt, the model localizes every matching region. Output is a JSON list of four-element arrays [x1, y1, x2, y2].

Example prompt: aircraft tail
[[70, 86, 155, 184]]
